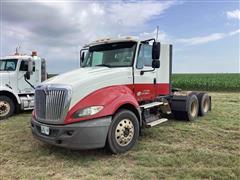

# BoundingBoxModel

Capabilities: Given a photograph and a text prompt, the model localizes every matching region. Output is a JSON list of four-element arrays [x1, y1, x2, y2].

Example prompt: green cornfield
[[172, 73, 240, 91], [49, 73, 239, 91]]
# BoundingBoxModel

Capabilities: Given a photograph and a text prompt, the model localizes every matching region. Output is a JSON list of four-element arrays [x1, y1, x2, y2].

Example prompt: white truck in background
[[0, 51, 47, 119]]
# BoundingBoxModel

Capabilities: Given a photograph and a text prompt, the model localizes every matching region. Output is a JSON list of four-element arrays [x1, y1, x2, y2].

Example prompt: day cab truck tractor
[[0, 51, 47, 119], [31, 37, 211, 154]]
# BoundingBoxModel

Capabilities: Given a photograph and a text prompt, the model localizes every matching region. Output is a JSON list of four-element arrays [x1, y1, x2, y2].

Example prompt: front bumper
[[31, 116, 112, 150]]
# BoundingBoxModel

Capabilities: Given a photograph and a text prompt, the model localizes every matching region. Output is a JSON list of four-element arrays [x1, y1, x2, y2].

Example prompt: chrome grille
[[35, 85, 72, 123]]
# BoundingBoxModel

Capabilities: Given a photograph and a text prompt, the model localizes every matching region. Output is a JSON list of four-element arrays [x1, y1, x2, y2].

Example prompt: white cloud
[[177, 33, 225, 45], [109, 1, 177, 27], [139, 28, 168, 41], [2, 1, 176, 46], [176, 29, 240, 45], [228, 29, 240, 36], [1, 1, 177, 73], [227, 9, 240, 20]]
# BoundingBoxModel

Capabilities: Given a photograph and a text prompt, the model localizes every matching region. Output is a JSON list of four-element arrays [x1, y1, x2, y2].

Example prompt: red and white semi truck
[[31, 38, 211, 153]]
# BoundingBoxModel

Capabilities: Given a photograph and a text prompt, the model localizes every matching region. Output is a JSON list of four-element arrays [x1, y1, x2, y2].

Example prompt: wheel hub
[[123, 128, 130, 137], [0, 101, 10, 117], [115, 119, 134, 146], [190, 101, 197, 117], [203, 99, 209, 113]]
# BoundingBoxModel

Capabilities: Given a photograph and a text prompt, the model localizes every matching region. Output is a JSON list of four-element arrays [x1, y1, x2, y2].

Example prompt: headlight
[[73, 106, 104, 118]]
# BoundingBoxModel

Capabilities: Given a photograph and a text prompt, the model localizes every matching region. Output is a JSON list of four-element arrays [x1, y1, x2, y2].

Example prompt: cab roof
[[0, 55, 33, 60], [84, 37, 139, 48]]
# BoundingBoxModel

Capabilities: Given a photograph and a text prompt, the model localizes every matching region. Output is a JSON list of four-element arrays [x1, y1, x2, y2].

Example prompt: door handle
[[153, 78, 156, 84]]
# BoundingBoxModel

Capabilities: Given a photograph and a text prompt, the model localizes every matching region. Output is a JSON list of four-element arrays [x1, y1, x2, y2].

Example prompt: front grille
[[35, 85, 72, 123]]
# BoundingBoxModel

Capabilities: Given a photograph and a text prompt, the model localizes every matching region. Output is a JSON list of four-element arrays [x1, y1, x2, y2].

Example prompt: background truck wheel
[[107, 109, 139, 154], [0, 96, 15, 120], [198, 93, 211, 116], [173, 94, 199, 121]]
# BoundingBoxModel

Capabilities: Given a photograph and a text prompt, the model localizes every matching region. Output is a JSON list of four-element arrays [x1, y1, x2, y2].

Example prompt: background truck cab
[[31, 38, 211, 154], [0, 51, 47, 119]]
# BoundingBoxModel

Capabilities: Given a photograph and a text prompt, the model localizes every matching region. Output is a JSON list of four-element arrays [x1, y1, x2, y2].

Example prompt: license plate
[[41, 125, 50, 135]]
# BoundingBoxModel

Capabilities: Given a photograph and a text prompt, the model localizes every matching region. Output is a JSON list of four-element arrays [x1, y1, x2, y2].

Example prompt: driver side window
[[20, 60, 28, 71], [136, 44, 152, 69], [20, 60, 35, 71]]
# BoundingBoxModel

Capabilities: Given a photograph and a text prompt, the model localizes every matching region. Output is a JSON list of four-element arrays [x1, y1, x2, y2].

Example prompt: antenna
[[15, 43, 21, 55], [15, 46, 20, 55], [156, 26, 159, 41]]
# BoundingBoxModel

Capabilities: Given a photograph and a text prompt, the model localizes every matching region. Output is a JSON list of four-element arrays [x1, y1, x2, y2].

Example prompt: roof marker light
[[32, 51, 37, 57]]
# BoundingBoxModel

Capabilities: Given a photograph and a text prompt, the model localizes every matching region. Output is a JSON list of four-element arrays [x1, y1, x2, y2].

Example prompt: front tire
[[0, 96, 15, 120], [107, 109, 139, 154]]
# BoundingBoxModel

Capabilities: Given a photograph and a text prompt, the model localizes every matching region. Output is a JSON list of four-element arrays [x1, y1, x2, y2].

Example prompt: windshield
[[0, 59, 18, 71], [82, 42, 136, 67]]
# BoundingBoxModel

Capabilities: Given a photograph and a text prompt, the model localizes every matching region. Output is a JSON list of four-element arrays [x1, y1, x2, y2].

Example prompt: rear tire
[[174, 94, 199, 121], [107, 109, 139, 154], [198, 93, 211, 116], [0, 96, 15, 120]]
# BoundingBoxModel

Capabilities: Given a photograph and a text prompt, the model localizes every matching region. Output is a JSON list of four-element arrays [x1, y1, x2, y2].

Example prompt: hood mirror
[[80, 52, 85, 62], [80, 48, 88, 67]]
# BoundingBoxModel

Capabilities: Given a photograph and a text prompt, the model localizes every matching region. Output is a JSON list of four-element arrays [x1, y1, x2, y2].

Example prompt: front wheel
[[107, 109, 139, 154], [0, 96, 15, 120]]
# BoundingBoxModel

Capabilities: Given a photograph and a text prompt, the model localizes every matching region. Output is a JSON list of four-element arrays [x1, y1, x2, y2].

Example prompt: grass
[[172, 73, 240, 92], [0, 92, 240, 179]]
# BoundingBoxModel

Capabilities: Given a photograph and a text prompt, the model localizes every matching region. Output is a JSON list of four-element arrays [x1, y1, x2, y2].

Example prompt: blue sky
[[1, 0, 239, 73], [155, 1, 239, 73]]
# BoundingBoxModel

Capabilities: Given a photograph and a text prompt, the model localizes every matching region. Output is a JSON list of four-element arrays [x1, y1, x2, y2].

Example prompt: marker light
[[32, 51, 37, 56]]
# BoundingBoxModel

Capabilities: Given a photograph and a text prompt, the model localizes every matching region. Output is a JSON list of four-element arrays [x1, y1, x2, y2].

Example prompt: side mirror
[[152, 42, 160, 60], [24, 71, 31, 80], [28, 59, 33, 74], [152, 59, 160, 68]]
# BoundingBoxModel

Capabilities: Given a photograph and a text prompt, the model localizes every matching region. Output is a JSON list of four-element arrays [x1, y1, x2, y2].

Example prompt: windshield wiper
[[95, 64, 112, 68]]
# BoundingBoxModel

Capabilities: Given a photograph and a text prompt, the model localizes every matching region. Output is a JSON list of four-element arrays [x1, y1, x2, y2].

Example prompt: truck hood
[[0, 71, 17, 90], [43, 67, 132, 108]]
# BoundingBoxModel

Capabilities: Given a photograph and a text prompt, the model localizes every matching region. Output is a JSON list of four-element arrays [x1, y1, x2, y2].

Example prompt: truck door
[[134, 43, 157, 102], [17, 60, 37, 93]]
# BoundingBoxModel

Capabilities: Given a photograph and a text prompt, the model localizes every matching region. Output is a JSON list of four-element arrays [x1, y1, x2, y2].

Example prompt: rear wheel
[[198, 93, 211, 116], [174, 94, 199, 121], [107, 109, 139, 154], [0, 96, 15, 120]]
